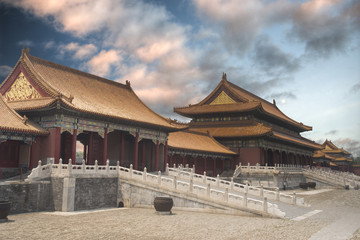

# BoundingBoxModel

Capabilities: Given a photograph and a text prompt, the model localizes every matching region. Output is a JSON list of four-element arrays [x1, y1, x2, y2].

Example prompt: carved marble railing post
[[158, 171, 161, 185], [224, 188, 228, 202], [292, 192, 296, 205], [173, 176, 177, 189], [82, 160, 86, 173], [143, 167, 147, 181], [68, 159, 72, 175], [247, 162, 250, 170], [106, 160, 110, 174], [189, 179, 193, 193], [58, 158, 63, 174], [165, 163, 169, 175], [276, 188, 280, 201], [263, 197, 268, 213], [129, 164, 133, 178], [37, 160, 42, 168], [207, 183, 211, 197], [230, 177, 234, 190], [203, 171, 207, 184], [216, 174, 220, 187], [260, 184, 264, 197], [95, 160, 98, 172], [243, 192, 248, 208]]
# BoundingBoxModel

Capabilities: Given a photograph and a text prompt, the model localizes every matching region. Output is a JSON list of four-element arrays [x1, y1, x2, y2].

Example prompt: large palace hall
[[0, 49, 322, 178]]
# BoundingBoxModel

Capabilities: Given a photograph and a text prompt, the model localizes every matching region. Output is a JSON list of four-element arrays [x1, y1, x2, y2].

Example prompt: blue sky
[[0, 0, 359, 156]]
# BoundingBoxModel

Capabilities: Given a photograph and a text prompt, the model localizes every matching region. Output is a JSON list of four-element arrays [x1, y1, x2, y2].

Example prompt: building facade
[[175, 73, 322, 168], [0, 50, 234, 177]]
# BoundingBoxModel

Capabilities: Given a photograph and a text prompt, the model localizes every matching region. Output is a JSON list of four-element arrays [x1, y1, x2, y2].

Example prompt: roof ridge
[[27, 54, 130, 91], [226, 80, 273, 105]]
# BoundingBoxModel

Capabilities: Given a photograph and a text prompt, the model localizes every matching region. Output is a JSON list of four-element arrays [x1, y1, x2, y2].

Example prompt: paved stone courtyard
[[1, 189, 359, 240]]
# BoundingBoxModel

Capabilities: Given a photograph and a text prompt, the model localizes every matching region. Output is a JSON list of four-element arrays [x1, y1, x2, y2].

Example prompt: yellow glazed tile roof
[[174, 74, 311, 131], [168, 130, 235, 155], [190, 123, 272, 138], [0, 95, 48, 135], [1, 51, 184, 131]]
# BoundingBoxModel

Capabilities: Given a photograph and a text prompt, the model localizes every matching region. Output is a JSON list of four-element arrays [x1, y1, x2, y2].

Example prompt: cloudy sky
[[0, 0, 359, 156]]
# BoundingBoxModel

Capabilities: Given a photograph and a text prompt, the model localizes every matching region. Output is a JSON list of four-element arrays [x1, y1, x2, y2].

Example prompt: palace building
[[0, 50, 323, 178], [313, 140, 352, 171], [0, 49, 235, 178], [174, 73, 322, 169]]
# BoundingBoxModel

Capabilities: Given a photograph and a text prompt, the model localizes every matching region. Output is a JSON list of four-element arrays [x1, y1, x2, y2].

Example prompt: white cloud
[[60, 42, 98, 59], [86, 49, 122, 77]]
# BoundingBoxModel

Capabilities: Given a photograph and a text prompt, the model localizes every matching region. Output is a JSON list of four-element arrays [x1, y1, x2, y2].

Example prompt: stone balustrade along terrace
[[233, 163, 359, 189], [167, 165, 307, 207], [302, 167, 360, 189], [26, 159, 285, 218]]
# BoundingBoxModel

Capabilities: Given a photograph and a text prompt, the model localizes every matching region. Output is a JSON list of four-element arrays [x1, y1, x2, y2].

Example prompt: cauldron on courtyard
[[154, 197, 173, 213], [0, 201, 11, 220]]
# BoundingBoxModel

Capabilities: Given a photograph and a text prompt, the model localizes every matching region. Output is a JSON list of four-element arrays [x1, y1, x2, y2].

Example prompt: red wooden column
[[55, 127, 61, 164], [182, 155, 186, 167], [164, 141, 168, 171], [134, 133, 139, 170], [168, 154, 173, 168], [71, 129, 77, 164], [120, 132, 125, 166], [155, 140, 159, 171], [213, 158, 216, 177], [102, 128, 108, 165], [142, 140, 146, 170], [88, 132, 93, 164]]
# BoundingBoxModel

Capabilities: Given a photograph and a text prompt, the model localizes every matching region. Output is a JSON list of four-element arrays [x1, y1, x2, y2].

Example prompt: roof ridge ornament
[[222, 72, 227, 81], [273, 99, 276, 105], [23, 115, 28, 125]]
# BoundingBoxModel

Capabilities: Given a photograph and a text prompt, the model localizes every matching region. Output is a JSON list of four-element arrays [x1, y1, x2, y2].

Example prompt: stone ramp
[[26, 161, 285, 217]]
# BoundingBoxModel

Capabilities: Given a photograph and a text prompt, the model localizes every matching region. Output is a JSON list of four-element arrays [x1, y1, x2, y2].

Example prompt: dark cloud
[[289, 0, 360, 59], [268, 91, 297, 100], [0, 65, 12, 77], [325, 130, 338, 135], [350, 82, 360, 93], [252, 35, 301, 76], [333, 138, 360, 157]]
